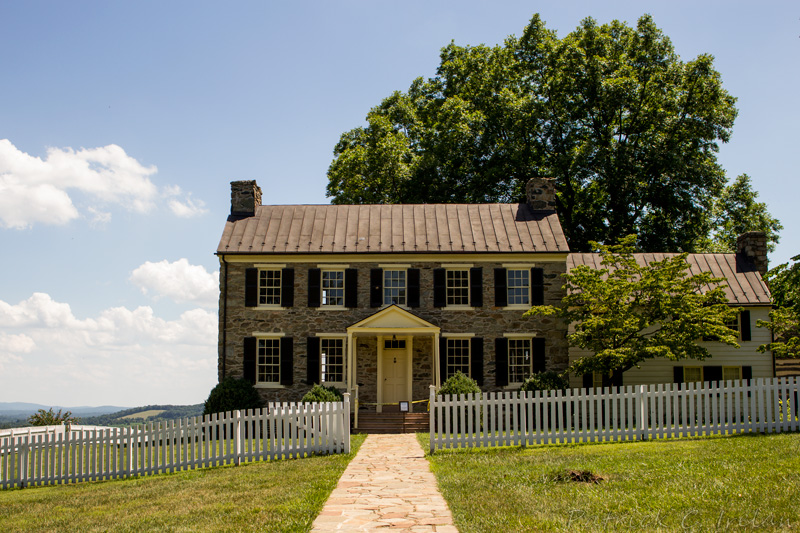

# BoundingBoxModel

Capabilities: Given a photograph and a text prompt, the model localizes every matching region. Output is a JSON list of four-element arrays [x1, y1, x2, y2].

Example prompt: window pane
[[257, 338, 281, 383], [383, 270, 406, 305], [259, 270, 281, 306], [321, 338, 344, 383], [508, 338, 532, 384], [684, 367, 702, 383], [507, 269, 529, 305], [446, 338, 470, 378], [446, 270, 469, 306], [722, 367, 741, 382], [322, 270, 344, 306]]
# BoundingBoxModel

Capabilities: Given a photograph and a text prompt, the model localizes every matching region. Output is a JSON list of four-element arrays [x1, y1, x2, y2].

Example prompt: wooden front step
[[352, 412, 429, 434]]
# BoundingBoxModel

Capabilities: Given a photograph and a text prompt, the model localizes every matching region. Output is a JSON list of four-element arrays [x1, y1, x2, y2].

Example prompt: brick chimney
[[230, 180, 261, 217], [736, 231, 769, 276], [526, 177, 557, 211]]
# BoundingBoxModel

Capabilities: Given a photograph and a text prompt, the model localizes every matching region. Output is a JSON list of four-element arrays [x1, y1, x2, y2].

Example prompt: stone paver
[[311, 433, 457, 532]]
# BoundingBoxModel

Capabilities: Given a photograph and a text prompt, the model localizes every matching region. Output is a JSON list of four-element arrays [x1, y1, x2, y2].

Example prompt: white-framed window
[[258, 269, 282, 306], [321, 270, 344, 307], [684, 366, 703, 383], [508, 338, 532, 384], [257, 338, 281, 384], [384, 269, 406, 306], [507, 269, 530, 306], [446, 338, 471, 378], [446, 269, 470, 306], [321, 338, 345, 385]]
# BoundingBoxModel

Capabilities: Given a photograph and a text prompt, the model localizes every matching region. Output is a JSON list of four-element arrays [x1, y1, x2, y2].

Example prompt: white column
[[434, 332, 441, 388]]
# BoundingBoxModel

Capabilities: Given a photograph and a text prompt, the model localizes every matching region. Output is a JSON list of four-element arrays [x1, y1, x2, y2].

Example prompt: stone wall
[[218, 258, 568, 404]]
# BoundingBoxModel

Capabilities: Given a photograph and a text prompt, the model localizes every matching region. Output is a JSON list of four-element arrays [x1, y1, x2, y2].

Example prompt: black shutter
[[495, 337, 508, 387], [469, 268, 483, 307], [280, 337, 293, 386], [433, 268, 446, 307], [245, 268, 258, 307], [471, 337, 484, 386], [673, 366, 684, 384], [740, 310, 751, 341], [407, 269, 420, 308], [307, 269, 321, 307], [243, 337, 256, 384], [494, 268, 507, 307], [439, 336, 448, 381], [306, 337, 320, 385], [611, 370, 623, 388], [281, 268, 294, 307], [532, 338, 546, 374], [742, 365, 752, 383], [531, 267, 544, 306], [344, 269, 358, 308], [704, 366, 722, 384], [370, 269, 383, 307], [582, 372, 593, 390]]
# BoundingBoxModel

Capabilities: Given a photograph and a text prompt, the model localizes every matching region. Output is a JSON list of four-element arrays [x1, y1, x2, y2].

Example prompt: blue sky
[[1, 1, 797, 407]]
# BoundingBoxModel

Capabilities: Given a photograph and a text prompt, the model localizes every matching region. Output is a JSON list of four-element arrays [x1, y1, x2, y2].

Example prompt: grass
[[0, 433, 365, 532], [119, 409, 166, 420], [422, 432, 800, 532]]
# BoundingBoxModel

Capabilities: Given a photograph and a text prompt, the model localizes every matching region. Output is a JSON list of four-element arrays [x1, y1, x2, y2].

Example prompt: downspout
[[220, 254, 229, 380]]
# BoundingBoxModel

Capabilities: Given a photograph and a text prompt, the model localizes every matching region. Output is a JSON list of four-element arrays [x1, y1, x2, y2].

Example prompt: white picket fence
[[429, 377, 800, 452], [1, 396, 350, 490]]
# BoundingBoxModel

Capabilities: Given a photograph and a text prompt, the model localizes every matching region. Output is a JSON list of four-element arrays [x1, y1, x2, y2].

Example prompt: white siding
[[568, 307, 774, 388]]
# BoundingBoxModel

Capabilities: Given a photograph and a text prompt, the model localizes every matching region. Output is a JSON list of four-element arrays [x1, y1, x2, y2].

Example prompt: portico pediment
[[347, 305, 440, 335]]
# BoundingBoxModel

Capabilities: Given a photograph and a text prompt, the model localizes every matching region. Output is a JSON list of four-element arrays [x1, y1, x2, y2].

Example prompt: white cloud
[[169, 197, 208, 218], [130, 259, 219, 308], [0, 293, 218, 406], [0, 139, 207, 229]]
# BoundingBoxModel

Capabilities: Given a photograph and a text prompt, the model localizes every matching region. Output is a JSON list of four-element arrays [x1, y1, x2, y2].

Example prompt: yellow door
[[382, 348, 408, 405]]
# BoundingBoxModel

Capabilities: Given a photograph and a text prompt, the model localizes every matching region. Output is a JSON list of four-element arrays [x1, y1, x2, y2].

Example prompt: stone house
[[215, 179, 774, 410]]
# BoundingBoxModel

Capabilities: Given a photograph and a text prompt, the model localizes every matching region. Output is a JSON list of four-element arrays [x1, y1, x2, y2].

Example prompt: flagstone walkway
[[310, 433, 458, 532]]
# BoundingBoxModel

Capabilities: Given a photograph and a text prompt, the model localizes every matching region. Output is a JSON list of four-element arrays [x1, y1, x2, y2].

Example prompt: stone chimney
[[736, 231, 769, 276], [230, 180, 262, 217], [526, 177, 557, 211]]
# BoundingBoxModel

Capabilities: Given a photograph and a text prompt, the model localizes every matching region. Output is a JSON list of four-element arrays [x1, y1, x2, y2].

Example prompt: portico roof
[[347, 305, 440, 336]]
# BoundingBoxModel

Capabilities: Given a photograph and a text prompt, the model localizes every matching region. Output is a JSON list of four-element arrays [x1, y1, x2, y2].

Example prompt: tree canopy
[[327, 14, 741, 252], [525, 236, 740, 377], [699, 174, 782, 253], [757, 255, 800, 359]]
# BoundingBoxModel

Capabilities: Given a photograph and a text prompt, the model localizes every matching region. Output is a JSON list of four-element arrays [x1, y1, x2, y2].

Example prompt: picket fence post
[[342, 393, 351, 454], [637, 385, 648, 441], [429, 385, 436, 454]]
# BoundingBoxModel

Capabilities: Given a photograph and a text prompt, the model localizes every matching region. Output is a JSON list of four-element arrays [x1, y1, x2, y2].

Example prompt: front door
[[382, 348, 408, 406]]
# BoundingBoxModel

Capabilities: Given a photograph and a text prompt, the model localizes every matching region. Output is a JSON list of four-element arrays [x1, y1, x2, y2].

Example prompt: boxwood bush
[[520, 371, 569, 393], [437, 371, 481, 397], [301, 383, 344, 403], [203, 377, 263, 415]]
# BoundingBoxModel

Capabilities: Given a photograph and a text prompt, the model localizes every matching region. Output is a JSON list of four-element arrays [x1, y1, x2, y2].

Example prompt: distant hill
[[0, 403, 204, 429]]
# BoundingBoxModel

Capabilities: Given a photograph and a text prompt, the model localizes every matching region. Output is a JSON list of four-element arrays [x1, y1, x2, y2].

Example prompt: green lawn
[[0, 434, 365, 532], [422, 432, 800, 532]]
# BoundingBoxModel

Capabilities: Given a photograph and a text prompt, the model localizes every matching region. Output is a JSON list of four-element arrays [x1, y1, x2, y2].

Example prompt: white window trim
[[254, 263, 287, 268], [321, 269, 346, 309], [253, 335, 284, 389], [256, 268, 284, 309], [506, 336, 534, 387], [441, 332, 475, 338], [383, 268, 408, 307], [445, 268, 472, 309], [445, 337, 471, 379], [320, 337, 347, 388], [506, 268, 531, 308], [378, 263, 411, 268]]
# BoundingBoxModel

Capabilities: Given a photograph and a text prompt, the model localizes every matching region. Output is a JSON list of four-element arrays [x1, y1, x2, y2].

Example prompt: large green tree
[[699, 174, 782, 253], [327, 14, 739, 252], [758, 255, 800, 358], [525, 236, 740, 377]]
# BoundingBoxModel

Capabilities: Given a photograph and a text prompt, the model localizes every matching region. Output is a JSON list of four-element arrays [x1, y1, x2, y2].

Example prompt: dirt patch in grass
[[553, 469, 605, 484]]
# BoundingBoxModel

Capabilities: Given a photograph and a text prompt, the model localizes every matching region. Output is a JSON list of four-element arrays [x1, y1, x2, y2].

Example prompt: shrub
[[28, 408, 78, 426], [520, 371, 569, 393], [203, 377, 262, 415], [438, 371, 481, 397], [301, 383, 344, 403]]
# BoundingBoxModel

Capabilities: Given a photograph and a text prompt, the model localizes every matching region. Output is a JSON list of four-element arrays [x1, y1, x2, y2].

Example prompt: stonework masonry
[[526, 177, 557, 211], [736, 231, 768, 276], [230, 180, 262, 216], [218, 259, 568, 405]]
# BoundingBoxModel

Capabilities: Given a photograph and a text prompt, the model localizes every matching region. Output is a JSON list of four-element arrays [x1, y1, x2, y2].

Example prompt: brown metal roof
[[217, 204, 569, 255], [567, 253, 771, 306]]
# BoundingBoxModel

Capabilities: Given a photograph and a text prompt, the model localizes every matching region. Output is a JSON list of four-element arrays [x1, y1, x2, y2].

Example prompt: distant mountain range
[[0, 402, 129, 417]]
